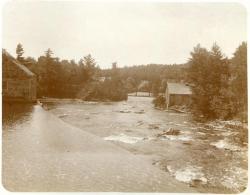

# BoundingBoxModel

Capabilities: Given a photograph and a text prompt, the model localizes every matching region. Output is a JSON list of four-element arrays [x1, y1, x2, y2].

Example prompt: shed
[[2, 50, 37, 102], [165, 82, 192, 109]]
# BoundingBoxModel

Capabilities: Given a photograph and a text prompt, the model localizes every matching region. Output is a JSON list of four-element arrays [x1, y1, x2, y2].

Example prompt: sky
[[2, 1, 247, 69]]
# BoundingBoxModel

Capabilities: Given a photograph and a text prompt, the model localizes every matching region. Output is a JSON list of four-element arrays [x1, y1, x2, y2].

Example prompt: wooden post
[[166, 94, 169, 110]]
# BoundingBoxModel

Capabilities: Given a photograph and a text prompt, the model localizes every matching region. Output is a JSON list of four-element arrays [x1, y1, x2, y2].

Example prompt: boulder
[[157, 128, 181, 137]]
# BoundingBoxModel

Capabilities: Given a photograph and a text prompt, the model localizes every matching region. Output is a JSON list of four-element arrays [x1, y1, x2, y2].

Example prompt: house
[[2, 50, 37, 102], [165, 82, 192, 109], [96, 76, 111, 82]]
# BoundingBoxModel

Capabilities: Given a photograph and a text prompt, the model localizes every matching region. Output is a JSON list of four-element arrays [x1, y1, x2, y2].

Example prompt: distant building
[[2, 50, 37, 102], [96, 76, 111, 82], [165, 82, 192, 109]]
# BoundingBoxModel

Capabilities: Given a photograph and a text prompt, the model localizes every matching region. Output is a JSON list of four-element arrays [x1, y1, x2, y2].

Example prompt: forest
[[187, 42, 247, 121], [12, 44, 188, 100], [6, 42, 247, 121]]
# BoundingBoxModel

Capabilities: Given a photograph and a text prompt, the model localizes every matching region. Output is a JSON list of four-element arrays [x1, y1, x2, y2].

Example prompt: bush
[[153, 95, 166, 109], [77, 80, 128, 101]]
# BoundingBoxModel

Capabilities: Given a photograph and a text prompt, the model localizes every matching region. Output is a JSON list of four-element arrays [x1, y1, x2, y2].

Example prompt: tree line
[[15, 44, 128, 101], [101, 63, 189, 95], [12, 42, 248, 121], [187, 42, 247, 121], [14, 43, 188, 99]]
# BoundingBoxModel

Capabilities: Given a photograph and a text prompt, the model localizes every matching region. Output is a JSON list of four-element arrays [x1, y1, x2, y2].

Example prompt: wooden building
[[165, 82, 192, 109], [2, 50, 37, 102]]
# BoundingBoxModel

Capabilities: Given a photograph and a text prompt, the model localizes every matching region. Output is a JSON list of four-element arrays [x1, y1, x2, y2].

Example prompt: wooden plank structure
[[2, 49, 37, 102], [165, 82, 192, 109]]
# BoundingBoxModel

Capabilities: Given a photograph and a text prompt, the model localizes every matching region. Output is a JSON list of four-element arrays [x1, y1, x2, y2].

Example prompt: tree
[[208, 44, 231, 118], [38, 48, 60, 97], [125, 77, 137, 93], [151, 80, 160, 97], [188, 44, 210, 117], [79, 54, 97, 83], [187, 43, 231, 119], [16, 43, 24, 63], [45, 48, 53, 58], [231, 42, 247, 120]]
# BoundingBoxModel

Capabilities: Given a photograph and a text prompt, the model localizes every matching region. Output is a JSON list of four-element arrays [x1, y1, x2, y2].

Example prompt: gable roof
[[167, 82, 192, 95], [3, 49, 35, 77]]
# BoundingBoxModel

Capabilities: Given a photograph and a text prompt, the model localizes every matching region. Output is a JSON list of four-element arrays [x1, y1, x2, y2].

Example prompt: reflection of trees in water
[[2, 103, 34, 128]]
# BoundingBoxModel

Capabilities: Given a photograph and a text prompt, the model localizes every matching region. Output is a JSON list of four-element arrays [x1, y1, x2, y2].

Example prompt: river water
[[2, 97, 248, 193]]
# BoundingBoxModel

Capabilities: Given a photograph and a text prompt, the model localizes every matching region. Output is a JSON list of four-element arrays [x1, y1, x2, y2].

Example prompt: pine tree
[[43, 48, 57, 96], [188, 44, 211, 117], [79, 54, 97, 83], [16, 43, 24, 63], [208, 43, 231, 118], [188, 43, 231, 119], [45, 48, 53, 59], [231, 42, 247, 120]]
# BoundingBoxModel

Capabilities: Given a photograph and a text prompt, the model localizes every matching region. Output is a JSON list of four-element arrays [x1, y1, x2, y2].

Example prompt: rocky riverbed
[[2, 96, 248, 193]]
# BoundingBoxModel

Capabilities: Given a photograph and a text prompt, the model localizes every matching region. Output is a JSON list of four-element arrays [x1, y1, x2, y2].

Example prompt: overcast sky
[[2, 1, 247, 69]]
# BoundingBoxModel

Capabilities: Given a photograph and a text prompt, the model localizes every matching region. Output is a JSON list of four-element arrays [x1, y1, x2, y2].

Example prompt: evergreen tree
[[231, 42, 247, 120], [188, 44, 211, 117], [45, 48, 53, 58], [43, 48, 58, 96], [188, 43, 231, 119], [79, 54, 97, 83], [16, 43, 24, 63], [208, 44, 231, 118]]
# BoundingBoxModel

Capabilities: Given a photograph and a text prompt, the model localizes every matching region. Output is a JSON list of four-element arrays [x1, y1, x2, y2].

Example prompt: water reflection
[[2, 102, 35, 130]]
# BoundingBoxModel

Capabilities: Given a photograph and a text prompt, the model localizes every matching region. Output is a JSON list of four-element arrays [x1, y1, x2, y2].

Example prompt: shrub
[[153, 95, 166, 109], [77, 80, 127, 101]]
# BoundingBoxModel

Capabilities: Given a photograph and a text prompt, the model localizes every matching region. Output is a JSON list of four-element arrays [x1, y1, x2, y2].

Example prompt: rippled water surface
[[2, 97, 248, 193]]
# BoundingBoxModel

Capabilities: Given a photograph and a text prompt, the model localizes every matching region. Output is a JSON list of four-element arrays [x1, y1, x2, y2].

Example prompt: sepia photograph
[[1, 0, 248, 193]]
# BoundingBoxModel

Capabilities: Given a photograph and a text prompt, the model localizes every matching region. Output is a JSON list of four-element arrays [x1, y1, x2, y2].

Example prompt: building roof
[[167, 82, 192, 95], [3, 49, 35, 77]]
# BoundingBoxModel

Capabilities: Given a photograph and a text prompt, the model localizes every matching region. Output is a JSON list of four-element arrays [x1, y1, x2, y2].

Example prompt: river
[[2, 97, 248, 193]]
